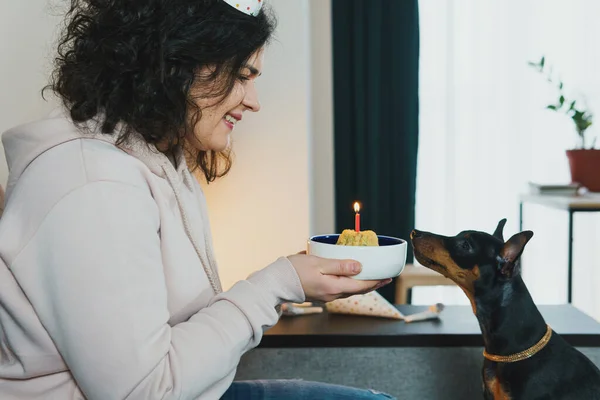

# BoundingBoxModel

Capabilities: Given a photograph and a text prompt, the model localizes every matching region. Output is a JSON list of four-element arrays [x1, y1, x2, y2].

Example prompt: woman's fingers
[[317, 257, 362, 276]]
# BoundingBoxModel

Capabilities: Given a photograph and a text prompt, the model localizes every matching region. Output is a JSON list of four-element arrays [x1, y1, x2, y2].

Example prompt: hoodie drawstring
[[161, 163, 223, 295]]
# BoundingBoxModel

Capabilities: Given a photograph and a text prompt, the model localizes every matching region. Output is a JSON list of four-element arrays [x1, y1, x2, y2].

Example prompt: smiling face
[[410, 220, 533, 313], [186, 48, 264, 152]]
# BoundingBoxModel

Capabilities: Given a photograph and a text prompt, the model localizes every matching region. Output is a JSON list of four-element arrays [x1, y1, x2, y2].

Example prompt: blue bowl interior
[[311, 234, 405, 246]]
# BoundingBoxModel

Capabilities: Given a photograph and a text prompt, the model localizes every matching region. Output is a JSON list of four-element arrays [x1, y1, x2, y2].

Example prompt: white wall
[[308, 0, 335, 237], [0, 1, 61, 187]]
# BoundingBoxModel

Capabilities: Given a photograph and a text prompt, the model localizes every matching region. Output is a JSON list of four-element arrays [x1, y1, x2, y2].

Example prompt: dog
[[410, 219, 600, 399]]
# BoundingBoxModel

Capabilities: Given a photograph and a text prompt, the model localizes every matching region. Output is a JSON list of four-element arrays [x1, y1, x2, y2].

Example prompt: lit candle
[[354, 202, 360, 232]]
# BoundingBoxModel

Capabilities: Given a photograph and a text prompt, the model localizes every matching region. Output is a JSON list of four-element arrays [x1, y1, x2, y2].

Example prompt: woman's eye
[[238, 75, 250, 82]]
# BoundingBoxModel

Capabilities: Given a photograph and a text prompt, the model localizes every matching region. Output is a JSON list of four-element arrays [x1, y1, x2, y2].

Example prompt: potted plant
[[529, 56, 600, 192]]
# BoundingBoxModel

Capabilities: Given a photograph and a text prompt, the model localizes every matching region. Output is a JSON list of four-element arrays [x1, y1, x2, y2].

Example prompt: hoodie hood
[[1, 109, 193, 202], [1, 109, 221, 295], [3, 112, 81, 199]]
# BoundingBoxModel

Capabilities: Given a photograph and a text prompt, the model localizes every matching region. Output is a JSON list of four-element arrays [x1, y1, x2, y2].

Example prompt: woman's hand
[[286, 253, 392, 303]]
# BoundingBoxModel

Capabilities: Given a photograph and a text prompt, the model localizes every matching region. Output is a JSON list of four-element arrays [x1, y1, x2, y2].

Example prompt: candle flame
[[354, 202, 360, 213]]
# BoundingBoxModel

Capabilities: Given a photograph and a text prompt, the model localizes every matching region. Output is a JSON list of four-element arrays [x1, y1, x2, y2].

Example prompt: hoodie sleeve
[[9, 180, 305, 400]]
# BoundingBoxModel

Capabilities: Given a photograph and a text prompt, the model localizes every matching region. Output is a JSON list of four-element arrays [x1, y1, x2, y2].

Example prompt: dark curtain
[[331, 0, 420, 303]]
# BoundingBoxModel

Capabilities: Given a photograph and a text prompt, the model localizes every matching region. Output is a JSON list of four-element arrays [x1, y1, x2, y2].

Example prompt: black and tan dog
[[410, 219, 600, 399]]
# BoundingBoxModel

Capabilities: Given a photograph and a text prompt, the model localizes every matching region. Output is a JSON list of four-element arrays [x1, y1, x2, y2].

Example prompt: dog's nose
[[410, 230, 422, 239]]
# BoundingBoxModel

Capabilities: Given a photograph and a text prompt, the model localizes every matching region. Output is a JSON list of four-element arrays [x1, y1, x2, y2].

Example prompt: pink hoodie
[[0, 111, 305, 399]]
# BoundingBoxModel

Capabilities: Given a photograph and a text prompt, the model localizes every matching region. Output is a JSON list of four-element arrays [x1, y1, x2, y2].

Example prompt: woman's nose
[[243, 83, 260, 112]]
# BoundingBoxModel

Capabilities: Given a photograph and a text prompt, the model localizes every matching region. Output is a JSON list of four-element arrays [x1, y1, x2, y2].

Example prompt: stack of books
[[528, 182, 580, 196]]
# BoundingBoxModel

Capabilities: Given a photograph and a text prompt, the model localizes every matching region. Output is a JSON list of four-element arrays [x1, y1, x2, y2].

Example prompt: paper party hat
[[325, 290, 404, 319], [222, 0, 263, 17]]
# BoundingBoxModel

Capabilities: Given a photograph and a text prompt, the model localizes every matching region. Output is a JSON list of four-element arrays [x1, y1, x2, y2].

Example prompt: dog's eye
[[461, 241, 471, 251]]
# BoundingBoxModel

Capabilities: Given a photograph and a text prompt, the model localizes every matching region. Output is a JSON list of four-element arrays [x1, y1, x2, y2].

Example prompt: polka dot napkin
[[325, 291, 405, 320]]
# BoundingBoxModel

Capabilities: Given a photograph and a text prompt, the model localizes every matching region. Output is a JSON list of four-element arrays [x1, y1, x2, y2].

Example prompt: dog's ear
[[493, 218, 507, 241], [498, 230, 533, 277]]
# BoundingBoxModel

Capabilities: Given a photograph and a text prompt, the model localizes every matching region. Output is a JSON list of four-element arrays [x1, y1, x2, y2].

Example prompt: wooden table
[[261, 304, 600, 348], [519, 193, 600, 303]]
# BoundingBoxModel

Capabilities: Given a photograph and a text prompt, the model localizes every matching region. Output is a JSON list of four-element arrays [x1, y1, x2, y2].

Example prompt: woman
[[0, 0, 395, 399]]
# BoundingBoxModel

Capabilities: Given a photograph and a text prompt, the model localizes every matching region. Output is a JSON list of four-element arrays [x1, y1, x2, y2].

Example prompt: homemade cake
[[336, 229, 379, 246]]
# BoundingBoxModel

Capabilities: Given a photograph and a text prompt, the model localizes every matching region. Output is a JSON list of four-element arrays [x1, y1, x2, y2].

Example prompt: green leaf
[[540, 56, 545, 68], [559, 81, 564, 90], [569, 100, 576, 110], [559, 95, 565, 105], [547, 105, 557, 110]]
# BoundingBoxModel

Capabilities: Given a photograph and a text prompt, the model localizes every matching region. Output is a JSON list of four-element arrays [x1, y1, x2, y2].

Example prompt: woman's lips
[[223, 113, 242, 130]]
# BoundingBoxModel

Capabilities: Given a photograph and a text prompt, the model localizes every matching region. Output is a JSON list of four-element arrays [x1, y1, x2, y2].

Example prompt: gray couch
[[236, 346, 600, 399]]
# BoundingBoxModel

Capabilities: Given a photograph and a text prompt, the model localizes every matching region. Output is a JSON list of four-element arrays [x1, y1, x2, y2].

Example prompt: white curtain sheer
[[414, 0, 600, 320]]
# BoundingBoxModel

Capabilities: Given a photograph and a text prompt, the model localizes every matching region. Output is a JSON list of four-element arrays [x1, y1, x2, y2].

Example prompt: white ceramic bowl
[[307, 234, 407, 280]]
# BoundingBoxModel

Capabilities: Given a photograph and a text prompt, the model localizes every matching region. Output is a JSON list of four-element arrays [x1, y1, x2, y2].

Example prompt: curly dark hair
[[46, 0, 277, 182]]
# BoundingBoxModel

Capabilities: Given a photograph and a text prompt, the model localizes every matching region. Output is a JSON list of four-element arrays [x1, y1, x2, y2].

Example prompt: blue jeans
[[220, 379, 396, 399]]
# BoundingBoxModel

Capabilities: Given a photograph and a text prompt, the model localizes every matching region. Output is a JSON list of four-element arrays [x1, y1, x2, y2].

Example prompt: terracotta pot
[[566, 149, 600, 192]]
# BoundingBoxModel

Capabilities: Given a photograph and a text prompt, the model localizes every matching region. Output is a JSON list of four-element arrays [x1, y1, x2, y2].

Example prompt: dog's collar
[[483, 324, 552, 363]]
